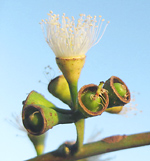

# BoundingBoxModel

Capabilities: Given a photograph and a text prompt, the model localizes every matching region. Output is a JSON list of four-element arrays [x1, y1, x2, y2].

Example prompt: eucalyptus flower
[[40, 11, 109, 58], [40, 11, 109, 111]]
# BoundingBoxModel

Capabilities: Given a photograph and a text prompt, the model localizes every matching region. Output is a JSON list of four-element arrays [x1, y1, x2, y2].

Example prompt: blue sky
[[0, 0, 150, 161]]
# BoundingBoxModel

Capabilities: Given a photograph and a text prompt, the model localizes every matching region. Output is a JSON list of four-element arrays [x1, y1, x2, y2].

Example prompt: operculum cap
[[103, 76, 131, 108], [48, 75, 71, 106], [78, 84, 109, 117]]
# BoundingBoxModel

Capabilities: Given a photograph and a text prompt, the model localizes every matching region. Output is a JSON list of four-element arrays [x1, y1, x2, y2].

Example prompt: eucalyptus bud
[[48, 75, 71, 106]]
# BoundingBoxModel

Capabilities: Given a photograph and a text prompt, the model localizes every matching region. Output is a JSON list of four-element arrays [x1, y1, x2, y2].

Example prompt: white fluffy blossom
[[40, 11, 109, 58]]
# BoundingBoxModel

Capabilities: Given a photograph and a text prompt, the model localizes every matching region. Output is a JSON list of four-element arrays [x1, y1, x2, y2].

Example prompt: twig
[[26, 132, 150, 161]]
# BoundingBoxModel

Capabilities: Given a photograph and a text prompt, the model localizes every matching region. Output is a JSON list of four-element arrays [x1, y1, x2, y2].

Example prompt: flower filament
[[40, 11, 109, 58]]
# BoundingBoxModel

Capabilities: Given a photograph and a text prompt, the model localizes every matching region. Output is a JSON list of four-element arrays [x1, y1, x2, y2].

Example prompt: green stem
[[73, 119, 85, 153], [58, 113, 75, 125], [53, 78, 84, 154], [64, 80, 84, 153], [28, 133, 46, 156], [68, 81, 78, 111], [51, 107, 73, 115], [26, 132, 150, 161]]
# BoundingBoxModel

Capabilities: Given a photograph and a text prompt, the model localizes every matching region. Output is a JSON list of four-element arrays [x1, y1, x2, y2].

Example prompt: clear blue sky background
[[0, 0, 150, 161]]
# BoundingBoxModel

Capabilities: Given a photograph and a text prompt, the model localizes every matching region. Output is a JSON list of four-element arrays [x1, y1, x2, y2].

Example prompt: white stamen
[[40, 11, 109, 58]]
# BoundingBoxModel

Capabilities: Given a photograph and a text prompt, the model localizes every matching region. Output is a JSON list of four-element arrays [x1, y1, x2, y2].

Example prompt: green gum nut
[[28, 133, 46, 155], [48, 75, 71, 106], [103, 76, 131, 109], [22, 91, 74, 135], [78, 84, 109, 117], [22, 104, 59, 135], [22, 104, 73, 135]]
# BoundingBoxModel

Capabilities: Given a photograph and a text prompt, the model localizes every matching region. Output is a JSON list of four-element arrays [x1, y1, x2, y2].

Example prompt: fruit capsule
[[103, 76, 131, 108], [78, 84, 109, 117]]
